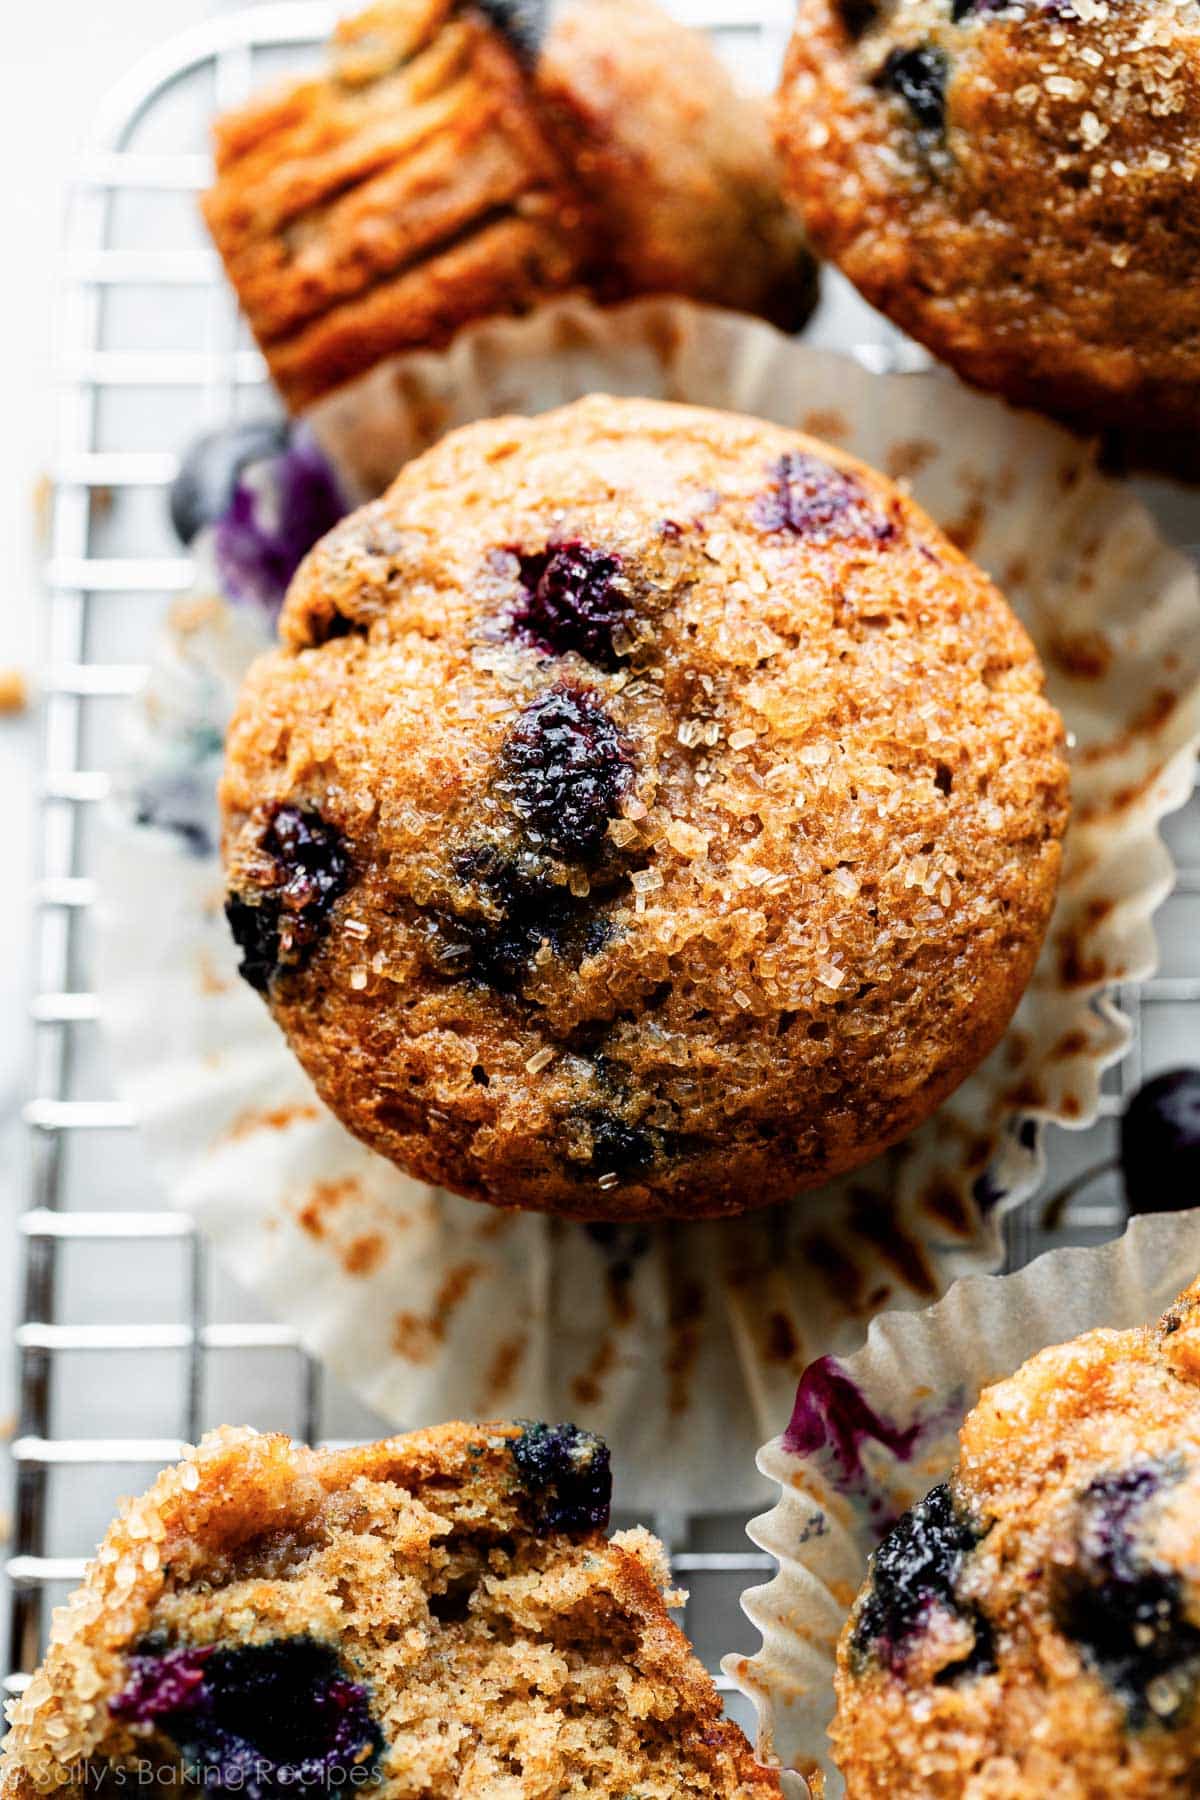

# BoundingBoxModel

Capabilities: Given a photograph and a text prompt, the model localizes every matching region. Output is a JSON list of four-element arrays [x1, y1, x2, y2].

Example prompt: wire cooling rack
[[11, 0, 1200, 1747]]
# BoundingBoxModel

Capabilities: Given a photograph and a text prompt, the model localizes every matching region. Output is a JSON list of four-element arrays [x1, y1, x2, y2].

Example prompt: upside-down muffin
[[219, 395, 1069, 1222], [202, 0, 816, 411], [832, 1278, 1200, 1797], [0, 1422, 778, 1800], [775, 0, 1200, 450]]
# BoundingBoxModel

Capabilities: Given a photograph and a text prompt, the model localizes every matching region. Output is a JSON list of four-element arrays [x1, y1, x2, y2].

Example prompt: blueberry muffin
[[203, 0, 815, 412], [775, 0, 1200, 448], [0, 1421, 778, 1800], [219, 395, 1069, 1222], [832, 1278, 1200, 1797]]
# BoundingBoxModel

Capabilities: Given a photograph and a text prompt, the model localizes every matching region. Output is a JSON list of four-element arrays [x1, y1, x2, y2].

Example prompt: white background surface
[[0, 0, 269, 1499]]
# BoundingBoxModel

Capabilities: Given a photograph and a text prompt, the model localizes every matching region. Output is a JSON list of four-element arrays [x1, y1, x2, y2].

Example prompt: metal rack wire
[[11, 0, 1198, 1739]]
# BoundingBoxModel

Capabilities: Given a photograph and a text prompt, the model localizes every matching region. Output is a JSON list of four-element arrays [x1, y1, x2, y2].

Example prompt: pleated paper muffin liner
[[93, 297, 1200, 1513], [729, 1208, 1200, 1798]]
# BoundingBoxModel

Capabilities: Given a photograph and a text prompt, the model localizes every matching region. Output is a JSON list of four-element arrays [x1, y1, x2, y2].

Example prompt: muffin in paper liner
[[729, 1209, 1200, 1797], [94, 298, 1200, 1514]]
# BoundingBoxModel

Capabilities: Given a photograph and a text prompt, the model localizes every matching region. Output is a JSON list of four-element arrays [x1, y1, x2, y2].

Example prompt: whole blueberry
[[878, 46, 950, 132], [169, 420, 289, 546], [1120, 1069, 1200, 1216], [226, 804, 351, 993], [509, 1421, 612, 1535], [500, 685, 634, 860]]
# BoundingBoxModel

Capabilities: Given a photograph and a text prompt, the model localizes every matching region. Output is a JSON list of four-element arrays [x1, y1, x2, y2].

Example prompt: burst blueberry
[[111, 1637, 383, 1799], [509, 1422, 613, 1535], [878, 46, 950, 132], [511, 542, 634, 671], [500, 685, 634, 859], [226, 804, 351, 993], [570, 1109, 658, 1180], [1054, 1460, 1200, 1725], [852, 1482, 992, 1677], [756, 453, 895, 543], [437, 846, 610, 992]]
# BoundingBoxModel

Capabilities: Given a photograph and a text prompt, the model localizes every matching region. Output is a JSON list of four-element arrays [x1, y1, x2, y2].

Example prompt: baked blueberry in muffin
[[203, 0, 816, 411], [0, 1423, 778, 1800], [832, 1278, 1200, 1795], [776, 0, 1200, 452], [220, 395, 1069, 1222]]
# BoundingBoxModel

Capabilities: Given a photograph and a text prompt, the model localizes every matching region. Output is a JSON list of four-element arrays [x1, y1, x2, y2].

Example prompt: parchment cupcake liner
[[93, 296, 1200, 1513], [729, 1208, 1200, 1798]]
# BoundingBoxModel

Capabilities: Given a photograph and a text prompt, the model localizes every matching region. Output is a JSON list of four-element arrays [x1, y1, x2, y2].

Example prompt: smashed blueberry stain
[[755, 454, 895, 544], [226, 804, 351, 994], [111, 1638, 383, 1799], [784, 1357, 922, 1488], [509, 1421, 612, 1535], [851, 1483, 994, 1679], [511, 543, 634, 671], [500, 685, 634, 860], [1055, 1460, 1200, 1726], [878, 46, 950, 133], [436, 846, 612, 992]]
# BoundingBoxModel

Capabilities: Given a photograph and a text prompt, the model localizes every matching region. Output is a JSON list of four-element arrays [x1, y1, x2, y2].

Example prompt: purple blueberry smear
[[511, 543, 634, 671], [500, 685, 634, 860], [851, 1482, 994, 1679], [784, 1357, 922, 1489], [1120, 1069, 1200, 1217], [111, 1637, 383, 1798], [1054, 1460, 1200, 1726], [877, 46, 950, 132], [509, 1421, 612, 1535], [755, 453, 895, 544], [226, 804, 351, 994]]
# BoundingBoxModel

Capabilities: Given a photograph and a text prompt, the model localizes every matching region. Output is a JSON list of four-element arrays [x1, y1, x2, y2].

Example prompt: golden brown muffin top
[[832, 1278, 1200, 1797], [220, 396, 1068, 1221], [776, 0, 1200, 448]]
